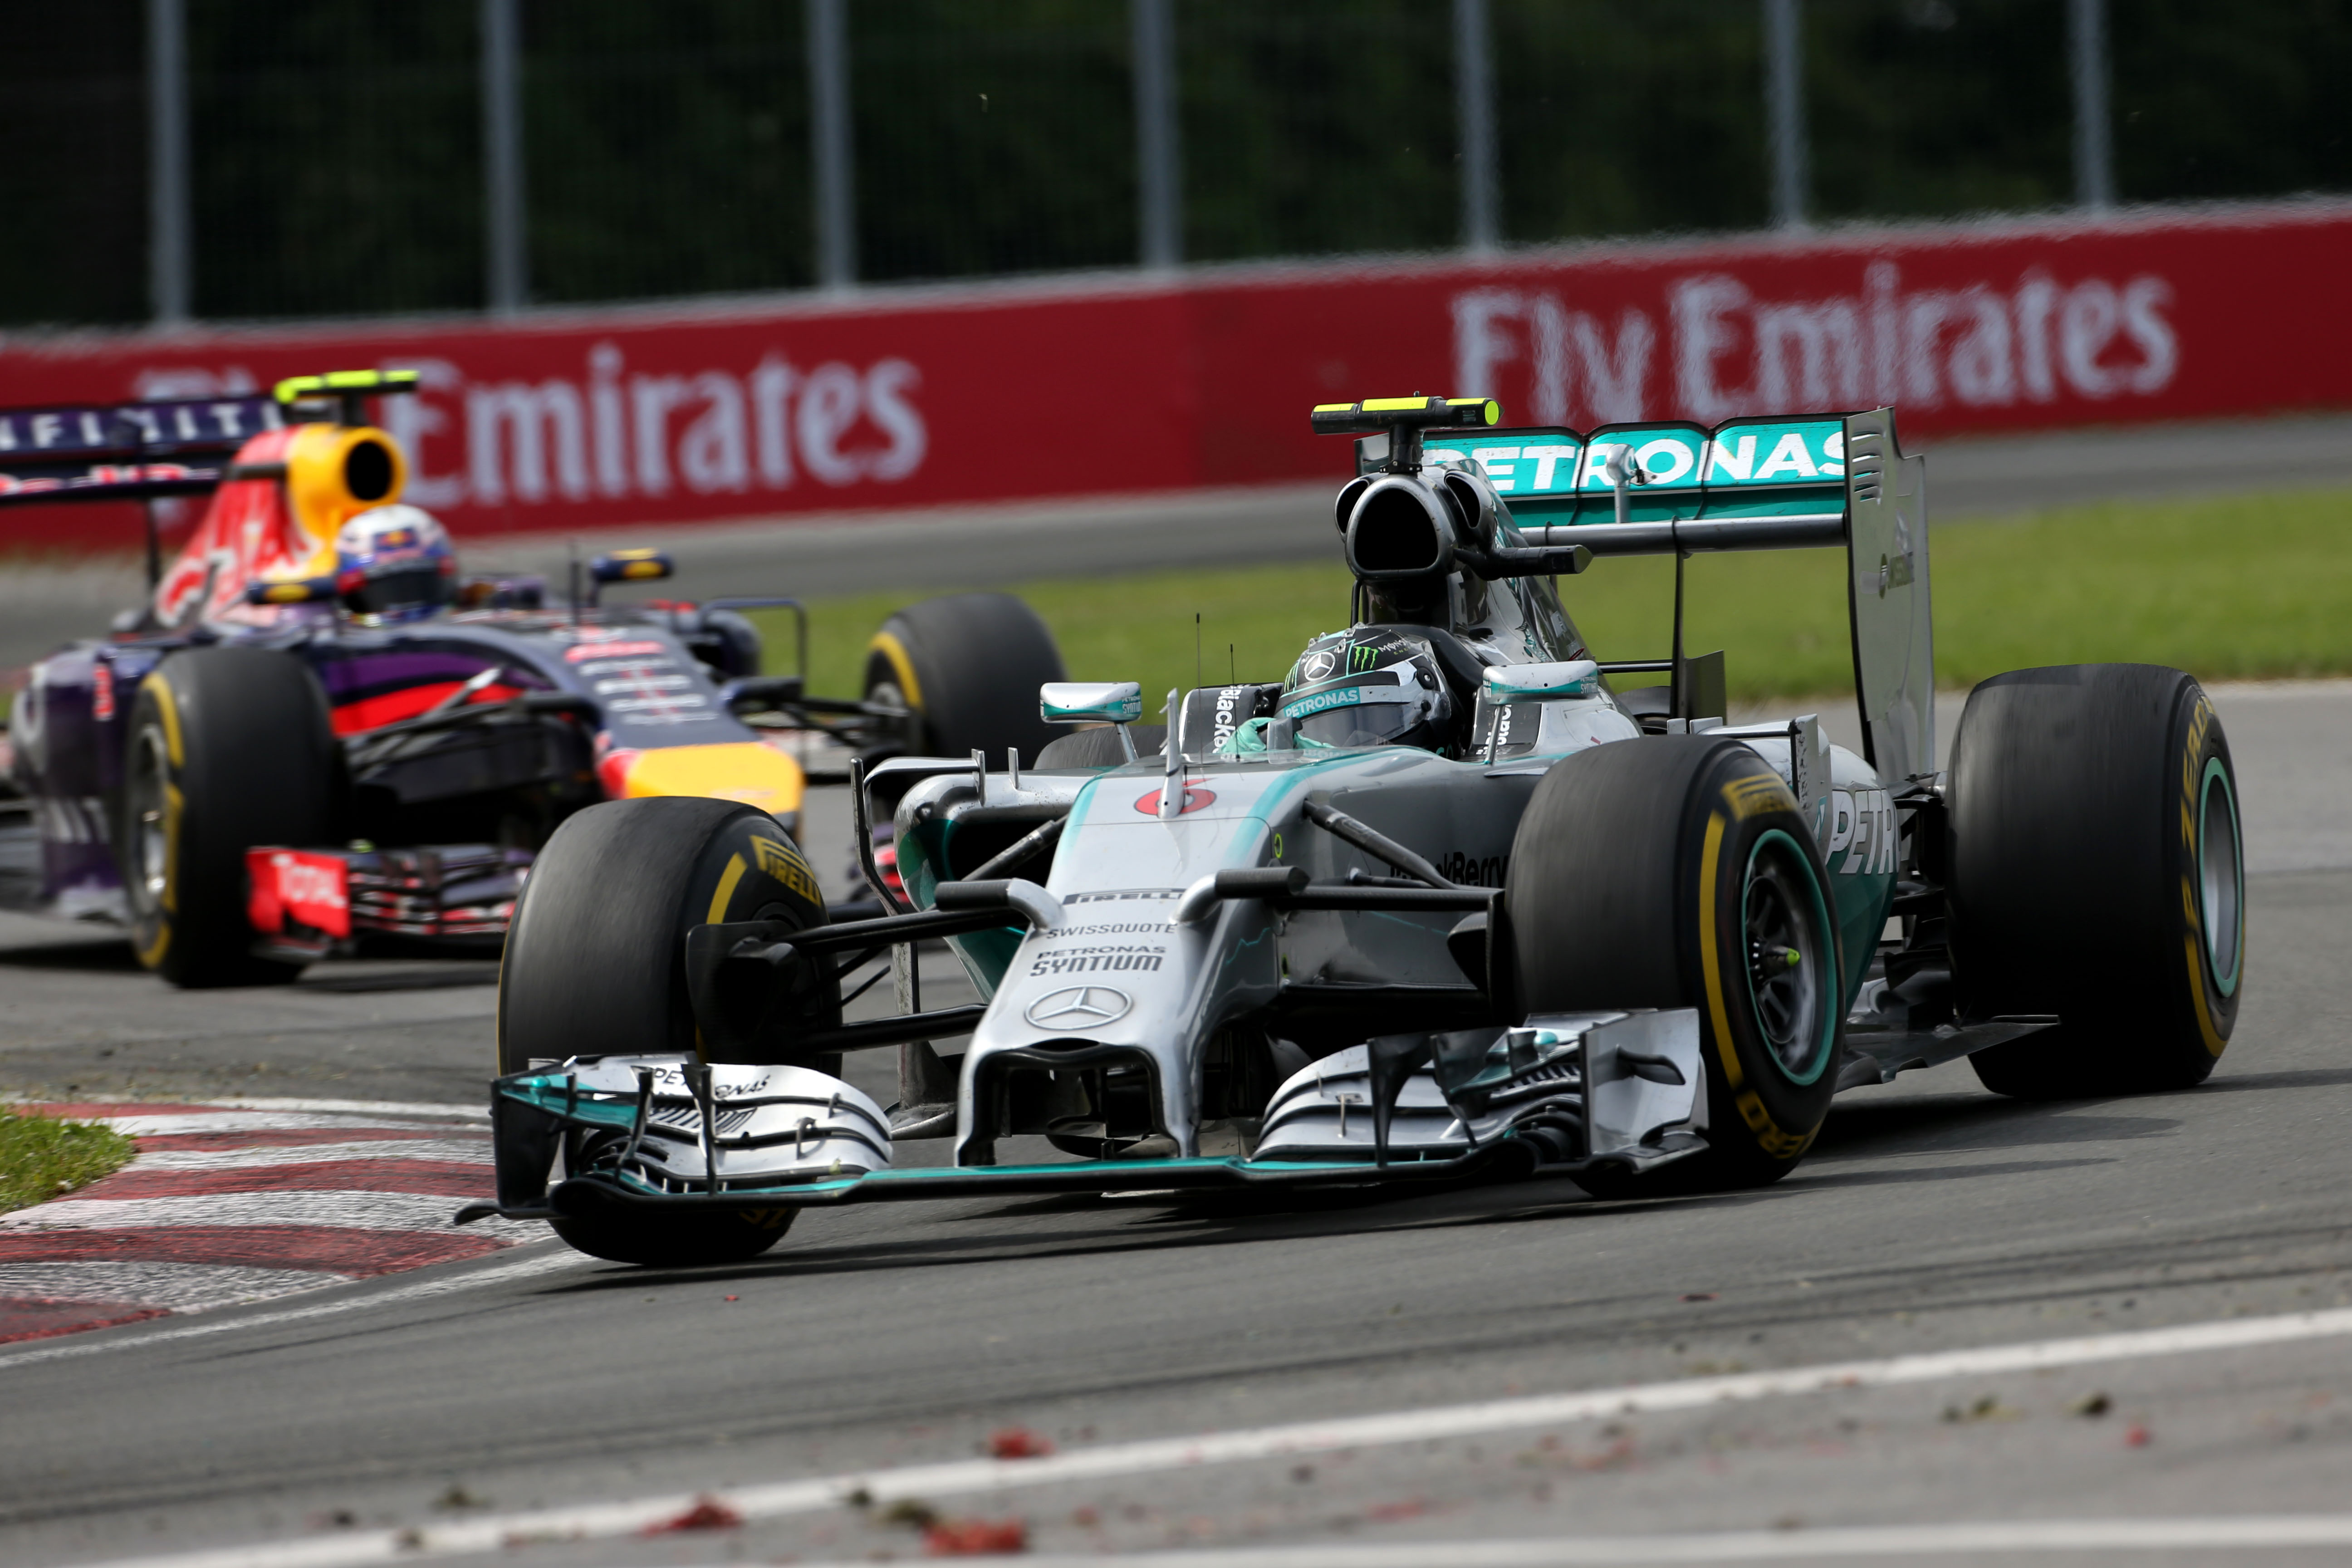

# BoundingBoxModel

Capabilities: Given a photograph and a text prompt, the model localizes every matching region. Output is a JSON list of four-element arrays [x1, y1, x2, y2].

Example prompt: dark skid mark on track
[[0, 938, 142, 972], [539, 1178, 1607, 1293], [1792, 1156, 2117, 1189], [295, 964, 501, 994], [1815, 1093, 2181, 1155], [2201, 1066, 2352, 1093]]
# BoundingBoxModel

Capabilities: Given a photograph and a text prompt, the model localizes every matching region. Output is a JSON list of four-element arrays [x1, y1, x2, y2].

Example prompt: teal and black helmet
[[1279, 628, 1456, 752]]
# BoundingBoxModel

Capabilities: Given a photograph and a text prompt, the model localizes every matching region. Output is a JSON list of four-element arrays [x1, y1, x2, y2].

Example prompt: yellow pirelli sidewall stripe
[[708, 854, 748, 924], [133, 671, 186, 963], [613, 742, 806, 823], [142, 672, 184, 766], [134, 779, 184, 965], [1697, 807, 1813, 1161], [2186, 934, 2228, 1055], [2175, 695, 2230, 1058], [865, 629, 924, 711]]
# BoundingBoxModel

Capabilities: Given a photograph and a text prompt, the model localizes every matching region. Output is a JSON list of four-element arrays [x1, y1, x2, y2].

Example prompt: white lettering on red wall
[[1453, 262, 2178, 428], [398, 343, 926, 513], [1, 201, 2344, 554]]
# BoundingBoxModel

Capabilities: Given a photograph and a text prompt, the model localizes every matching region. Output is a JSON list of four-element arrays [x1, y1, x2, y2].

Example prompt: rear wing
[[0, 392, 283, 510], [0, 371, 419, 512], [1425, 408, 1934, 788]]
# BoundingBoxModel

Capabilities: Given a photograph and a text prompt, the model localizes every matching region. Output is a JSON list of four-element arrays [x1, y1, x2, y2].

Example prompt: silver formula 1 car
[[463, 396, 2246, 1266]]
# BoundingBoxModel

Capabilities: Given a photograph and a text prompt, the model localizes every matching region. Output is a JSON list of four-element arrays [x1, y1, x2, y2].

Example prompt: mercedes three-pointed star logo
[[1024, 985, 1133, 1029]]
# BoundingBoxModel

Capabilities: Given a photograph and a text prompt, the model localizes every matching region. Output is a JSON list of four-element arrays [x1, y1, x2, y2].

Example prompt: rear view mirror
[[590, 549, 674, 586], [243, 577, 338, 606], [1481, 659, 1601, 704], [1039, 681, 1143, 725]]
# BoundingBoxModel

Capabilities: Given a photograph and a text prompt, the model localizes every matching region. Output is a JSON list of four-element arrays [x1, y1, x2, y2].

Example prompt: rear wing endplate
[[1426, 408, 1933, 786]]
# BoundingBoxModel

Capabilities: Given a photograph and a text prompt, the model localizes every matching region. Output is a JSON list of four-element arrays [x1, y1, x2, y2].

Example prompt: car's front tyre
[[119, 647, 340, 988], [1507, 736, 1844, 1195], [498, 796, 835, 1267]]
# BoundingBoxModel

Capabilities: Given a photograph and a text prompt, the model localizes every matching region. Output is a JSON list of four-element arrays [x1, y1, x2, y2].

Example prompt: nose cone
[[956, 895, 1280, 1166], [599, 741, 806, 828]]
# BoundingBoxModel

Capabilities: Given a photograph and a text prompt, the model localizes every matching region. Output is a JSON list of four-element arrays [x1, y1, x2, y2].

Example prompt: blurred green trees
[[2, 0, 2346, 326]]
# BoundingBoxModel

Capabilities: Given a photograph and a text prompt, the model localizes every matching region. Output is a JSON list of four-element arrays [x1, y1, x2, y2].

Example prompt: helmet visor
[[1282, 674, 1426, 750], [343, 565, 455, 619]]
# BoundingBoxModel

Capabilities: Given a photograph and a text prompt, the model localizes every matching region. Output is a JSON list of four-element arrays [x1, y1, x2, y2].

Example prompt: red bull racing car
[[3, 370, 1061, 986]]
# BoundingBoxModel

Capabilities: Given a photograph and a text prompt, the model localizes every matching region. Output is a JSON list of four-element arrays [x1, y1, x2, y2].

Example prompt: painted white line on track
[[0, 1191, 499, 1233], [0, 1262, 346, 1312], [796, 1517, 2352, 1565], [0, 1245, 581, 1372], [770, 1517, 2352, 1564], [66, 1305, 2352, 1568], [132, 1140, 494, 1171], [197, 1097, 490, 1122]]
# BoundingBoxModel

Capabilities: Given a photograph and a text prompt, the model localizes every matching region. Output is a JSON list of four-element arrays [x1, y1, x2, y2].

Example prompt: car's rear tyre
[[120, 648, 340, 988], [1031, 723, 1166, 770], [862, 593, 1066, 764], [1950, 665, 2242, 1099], [500, 796, 834, 1268], [497, 796, 833, 1074], [1507, 736, 1843, 1196]]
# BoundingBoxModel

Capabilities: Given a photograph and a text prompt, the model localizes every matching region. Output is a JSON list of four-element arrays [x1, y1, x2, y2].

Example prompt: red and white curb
[[0, 1100, 522, 1343]]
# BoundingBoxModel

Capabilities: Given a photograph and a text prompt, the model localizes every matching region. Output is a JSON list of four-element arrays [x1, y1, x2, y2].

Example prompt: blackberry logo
[[1434, 851, 1509, 888]]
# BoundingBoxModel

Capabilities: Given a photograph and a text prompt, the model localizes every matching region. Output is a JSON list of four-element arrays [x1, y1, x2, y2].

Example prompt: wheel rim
[[864, 677, 923, 755], [1740, 829, 1836, 1086], [2197, 759, 2243, 997], [128, 723, 172, 914]]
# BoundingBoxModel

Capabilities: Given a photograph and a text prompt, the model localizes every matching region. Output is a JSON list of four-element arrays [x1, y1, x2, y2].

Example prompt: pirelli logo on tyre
[[751, 834, 821, 906], [1723, 773, 1795, 821]]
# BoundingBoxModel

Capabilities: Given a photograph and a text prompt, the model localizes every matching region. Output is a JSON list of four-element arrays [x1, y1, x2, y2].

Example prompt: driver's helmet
[[1279, 628, 1457, 751], [334, 505, 456, 624]]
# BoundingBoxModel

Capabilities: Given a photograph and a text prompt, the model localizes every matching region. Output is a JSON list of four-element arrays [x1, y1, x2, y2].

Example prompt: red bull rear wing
[[0, 392, 283, 509]]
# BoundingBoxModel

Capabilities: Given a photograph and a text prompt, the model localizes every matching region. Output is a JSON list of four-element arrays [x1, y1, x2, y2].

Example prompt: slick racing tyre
[[496, 796, 833, 1074], [863, 593, 1066, 765], [499, 798, 833, 1268], [120, 647, 341, 988], [1508, 736, 1843, 1195], [1950, 665, 2243, 1098]]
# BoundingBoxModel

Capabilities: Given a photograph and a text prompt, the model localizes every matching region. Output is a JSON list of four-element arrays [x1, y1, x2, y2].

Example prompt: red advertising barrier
[[4, 201, 2346, 554]]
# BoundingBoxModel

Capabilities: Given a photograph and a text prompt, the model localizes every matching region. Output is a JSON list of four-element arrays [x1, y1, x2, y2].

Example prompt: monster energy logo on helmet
[[1280, 628, 1458, 753]]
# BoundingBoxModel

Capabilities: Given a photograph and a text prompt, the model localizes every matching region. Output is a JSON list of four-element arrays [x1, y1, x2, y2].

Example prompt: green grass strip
[[0, 1107, 137, 1215], [749, 485, 2352, 707]]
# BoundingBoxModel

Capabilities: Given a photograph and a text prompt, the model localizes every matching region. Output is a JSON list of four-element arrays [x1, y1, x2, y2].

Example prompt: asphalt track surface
[[0, 677, 2348, 1566], [4, 410, 2351, 674]]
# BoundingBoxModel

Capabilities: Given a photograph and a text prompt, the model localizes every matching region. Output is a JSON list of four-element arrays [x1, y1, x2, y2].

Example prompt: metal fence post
[[2070, 0, 2115, 210], [808, 0, 857, 289], [481, 0, 527, 313], [1132, 0, 1181, 270], [1763, 0, 1808, 231], [1455, 0, 1499, 254], [147, 0, 191, 323]]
